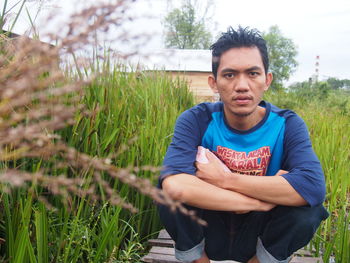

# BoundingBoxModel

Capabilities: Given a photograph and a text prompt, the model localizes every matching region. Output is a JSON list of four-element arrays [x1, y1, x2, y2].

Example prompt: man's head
[[207, 26, 273, 127], [210, 26, 269, 79]]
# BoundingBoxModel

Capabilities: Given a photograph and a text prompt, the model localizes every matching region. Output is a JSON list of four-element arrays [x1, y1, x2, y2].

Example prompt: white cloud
[[6, 0, 350, 82]]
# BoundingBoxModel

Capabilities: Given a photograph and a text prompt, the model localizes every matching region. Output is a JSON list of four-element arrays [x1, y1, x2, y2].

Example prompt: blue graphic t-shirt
[[159, 101, 326, 207]]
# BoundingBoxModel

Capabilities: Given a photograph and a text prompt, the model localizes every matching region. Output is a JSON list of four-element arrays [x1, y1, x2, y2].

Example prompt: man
[[158, 26, 328, 263]]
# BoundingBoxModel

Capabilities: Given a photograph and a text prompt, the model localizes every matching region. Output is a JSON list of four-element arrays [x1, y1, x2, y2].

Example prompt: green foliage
[[289, 80, 331, 100], [163, 0, 212, 49], [323, 77, 350, 90], [288, 78, 350, 113], [263, 25, 298, 90], [265, 89, 350, 262], [35, 203, 48, 263], [0, 63, 195, 262]]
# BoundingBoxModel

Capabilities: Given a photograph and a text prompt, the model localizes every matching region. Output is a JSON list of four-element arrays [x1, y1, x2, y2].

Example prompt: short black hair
[[210, 26, 269, 78]]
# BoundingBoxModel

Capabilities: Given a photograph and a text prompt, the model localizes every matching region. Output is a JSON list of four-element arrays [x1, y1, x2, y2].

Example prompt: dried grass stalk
[[0, 0, 206, 226]]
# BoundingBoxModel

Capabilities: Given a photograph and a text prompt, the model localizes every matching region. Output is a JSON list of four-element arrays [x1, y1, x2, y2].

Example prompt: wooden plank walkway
[[142, 230, 323, 263]]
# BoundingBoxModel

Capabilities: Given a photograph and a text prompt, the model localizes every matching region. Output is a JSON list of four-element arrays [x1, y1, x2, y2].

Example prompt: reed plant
[[265, 89, 350, 262], [62, 62, 196, 237], [0, 0, 200, 261], [1, 0, 349, 262], [0, 46, 196, 261]]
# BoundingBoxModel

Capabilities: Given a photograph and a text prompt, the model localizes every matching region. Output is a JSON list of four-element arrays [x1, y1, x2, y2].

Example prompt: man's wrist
[[241, 196, 265, 212], [221, 172, 239, 190]]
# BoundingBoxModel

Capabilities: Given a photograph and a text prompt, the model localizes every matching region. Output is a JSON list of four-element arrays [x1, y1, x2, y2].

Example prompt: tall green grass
[[265, 90, 350, 262], [0, 43, 349, 262], [0, 62, 194, 262], [62, 63, 195, 237], [2, 0, 348, 259]]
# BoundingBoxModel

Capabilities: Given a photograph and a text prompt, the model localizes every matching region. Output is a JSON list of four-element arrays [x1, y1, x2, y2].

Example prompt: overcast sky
[[6, 0, 350, 84]]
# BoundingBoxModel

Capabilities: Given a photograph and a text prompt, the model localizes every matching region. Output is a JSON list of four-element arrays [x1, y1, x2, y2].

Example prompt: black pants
[[158, 204, 329, 262]]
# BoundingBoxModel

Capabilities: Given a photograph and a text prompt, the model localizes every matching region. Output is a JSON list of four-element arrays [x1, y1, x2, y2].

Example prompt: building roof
[[131, 49, 212, 72], [0, 30, 21, 38], [1, 29, 55, 48]]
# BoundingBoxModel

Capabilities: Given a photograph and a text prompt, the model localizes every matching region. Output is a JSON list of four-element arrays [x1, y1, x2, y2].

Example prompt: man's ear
[[208, 74, 218, 93], [264, 72, 273, 91]]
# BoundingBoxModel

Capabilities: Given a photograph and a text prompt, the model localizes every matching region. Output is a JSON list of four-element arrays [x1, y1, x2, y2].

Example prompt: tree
[[263, 25, 298, 90], [288, 79, 331, 100], [163, 0, 212, 49], [290, 77, 350, 92], [325, 77, 350, 90]]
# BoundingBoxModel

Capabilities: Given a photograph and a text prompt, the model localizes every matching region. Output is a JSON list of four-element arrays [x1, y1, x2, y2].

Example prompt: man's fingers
[[205, 150, 219, 162], [195, 161, 202, 169], [205, 150, 231, 172]]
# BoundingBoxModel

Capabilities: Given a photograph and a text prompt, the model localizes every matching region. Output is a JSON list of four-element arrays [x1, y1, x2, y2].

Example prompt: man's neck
[[225, 106, 266, 131]]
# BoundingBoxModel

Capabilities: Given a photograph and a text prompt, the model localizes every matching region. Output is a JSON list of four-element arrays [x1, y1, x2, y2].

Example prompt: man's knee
[[157, 203, 206, 250], [273, 204, 329, 234], [258, 205, 328, 261]]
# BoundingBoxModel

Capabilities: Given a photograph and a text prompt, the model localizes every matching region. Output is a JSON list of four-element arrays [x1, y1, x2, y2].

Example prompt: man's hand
[[195, 150, 276, 213], [195, 148, 301, 209], [163, 173, 277, 213], [196, 148, 289, 189], [236, 201, 276, 214], [196, 150, 230, 189]]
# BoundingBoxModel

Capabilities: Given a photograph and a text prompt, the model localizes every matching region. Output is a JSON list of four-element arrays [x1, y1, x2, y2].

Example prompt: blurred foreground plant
[[0, 0, 204, 224]]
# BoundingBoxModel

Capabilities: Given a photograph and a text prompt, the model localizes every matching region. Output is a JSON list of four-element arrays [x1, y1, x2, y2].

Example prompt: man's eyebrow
[[220, 66, 263, 74], [221, 68, 238, 73], [246, 66, 263, 72]]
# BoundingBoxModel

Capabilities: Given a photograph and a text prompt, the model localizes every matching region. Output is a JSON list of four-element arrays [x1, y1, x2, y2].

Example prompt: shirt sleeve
[[158, 109, 202, 187], [281, 113, 326, 206]]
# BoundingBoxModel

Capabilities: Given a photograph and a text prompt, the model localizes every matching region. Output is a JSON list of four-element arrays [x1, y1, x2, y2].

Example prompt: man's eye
[[249, 72, 259, 77], [224, 73, 235, 78]]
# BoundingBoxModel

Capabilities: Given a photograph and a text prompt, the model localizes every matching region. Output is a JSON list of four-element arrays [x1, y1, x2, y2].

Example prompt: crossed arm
[[162, 150, 307, 213]]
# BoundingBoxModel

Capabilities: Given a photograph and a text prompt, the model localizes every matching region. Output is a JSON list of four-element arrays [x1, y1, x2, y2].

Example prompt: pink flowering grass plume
[[0, 0, 206, 226]]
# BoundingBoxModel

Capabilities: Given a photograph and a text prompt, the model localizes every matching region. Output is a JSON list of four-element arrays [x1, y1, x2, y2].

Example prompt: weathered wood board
[[142, 230, 323, 263]]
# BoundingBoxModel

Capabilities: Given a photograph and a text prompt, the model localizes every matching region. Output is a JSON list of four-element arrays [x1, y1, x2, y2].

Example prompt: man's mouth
[[233, 96, 252, 105]]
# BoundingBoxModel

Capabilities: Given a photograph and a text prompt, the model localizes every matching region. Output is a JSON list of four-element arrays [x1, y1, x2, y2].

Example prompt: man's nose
[[234, 75, 249, 92]]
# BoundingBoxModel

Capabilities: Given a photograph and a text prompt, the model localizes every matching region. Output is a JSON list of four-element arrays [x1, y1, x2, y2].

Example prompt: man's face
[[208, 47, 272, 119]]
